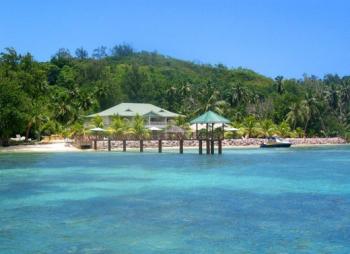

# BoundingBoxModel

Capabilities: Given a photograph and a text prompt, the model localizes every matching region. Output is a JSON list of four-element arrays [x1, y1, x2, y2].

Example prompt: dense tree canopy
[[1, 45, 350, 144]]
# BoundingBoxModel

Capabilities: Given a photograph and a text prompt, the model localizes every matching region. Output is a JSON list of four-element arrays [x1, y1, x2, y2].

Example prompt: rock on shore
[[94, 137, 347, 149]]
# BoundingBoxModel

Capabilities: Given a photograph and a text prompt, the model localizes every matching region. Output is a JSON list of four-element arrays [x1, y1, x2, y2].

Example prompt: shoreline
[[0, 138, 348, 153], [0, 142, 80, 153]]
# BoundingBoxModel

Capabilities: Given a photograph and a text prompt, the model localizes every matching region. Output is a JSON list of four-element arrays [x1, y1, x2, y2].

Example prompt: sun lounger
[[10, 134, 25, 141]]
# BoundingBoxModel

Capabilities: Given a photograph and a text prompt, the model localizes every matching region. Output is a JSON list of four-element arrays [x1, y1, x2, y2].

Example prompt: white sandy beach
[[0, 142, 80, 153]]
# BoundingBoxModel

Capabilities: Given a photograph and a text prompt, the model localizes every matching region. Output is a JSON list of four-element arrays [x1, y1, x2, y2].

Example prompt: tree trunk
[[25, 121, 33, 142], [1, 138, 10, 147], [304, 118, 309, 138]]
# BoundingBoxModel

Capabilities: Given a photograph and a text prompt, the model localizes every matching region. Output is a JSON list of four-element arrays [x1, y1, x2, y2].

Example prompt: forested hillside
[[1, 44, 349, 144]]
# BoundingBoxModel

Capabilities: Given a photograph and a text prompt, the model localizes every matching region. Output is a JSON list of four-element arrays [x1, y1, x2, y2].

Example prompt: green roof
[[87, 103, 179, 118], [190, 111, 230, 124]]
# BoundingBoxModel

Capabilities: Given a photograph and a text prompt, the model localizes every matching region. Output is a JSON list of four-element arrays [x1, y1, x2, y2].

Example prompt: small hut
[[164, 125, 185, 140]]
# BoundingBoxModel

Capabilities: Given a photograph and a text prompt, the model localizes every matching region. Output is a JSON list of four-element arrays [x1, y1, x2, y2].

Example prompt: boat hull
[[260, 143, 291, 148]]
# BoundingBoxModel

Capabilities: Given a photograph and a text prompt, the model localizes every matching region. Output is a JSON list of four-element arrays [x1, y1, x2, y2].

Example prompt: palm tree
[[295, 127, 305, 138], [179, 82, 192, 98], [77, 91, 97, 112], [131, 114, 150, 139], [339, 82, 350, 116], [170, 116, 190, 129], [275, 76, 284, 94], [324, 84, 339, 110], [193, 83, 230, 116], [259, 119, 277, 137], [194, 89, 217, 113], [25, 101, 49, 141], [108, 115, 125, 137], [276, 121, 292, 138], [240, 115, 259, 138], [67, 122, 89, 138], [52, 91, 79, 125], [227, 82, 251, 107], [300, 100, 311, 136], [286, 103, 304, 130], [300, 93, 324, 136], [91, 115, 104, 128], [178, 82, 195, 114], [108, 115, 133, 138]]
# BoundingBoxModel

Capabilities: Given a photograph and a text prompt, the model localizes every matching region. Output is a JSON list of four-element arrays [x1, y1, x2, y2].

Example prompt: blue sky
[[1, 0, 349, 78]]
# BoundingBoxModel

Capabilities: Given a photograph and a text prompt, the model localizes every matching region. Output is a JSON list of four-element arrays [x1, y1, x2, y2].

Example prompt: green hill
[[0, 45, 349, 143]]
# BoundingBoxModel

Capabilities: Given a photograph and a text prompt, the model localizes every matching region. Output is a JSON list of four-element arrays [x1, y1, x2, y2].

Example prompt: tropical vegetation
[[1, 45, 350, 145]]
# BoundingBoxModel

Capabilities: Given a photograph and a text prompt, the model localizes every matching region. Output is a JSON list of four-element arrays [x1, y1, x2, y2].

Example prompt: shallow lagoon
[[1, 146, 350, 253]]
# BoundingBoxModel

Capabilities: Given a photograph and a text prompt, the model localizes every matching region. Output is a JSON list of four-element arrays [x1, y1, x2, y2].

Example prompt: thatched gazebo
[[190, 111, 230, 139], [190, 111, 230, 154]]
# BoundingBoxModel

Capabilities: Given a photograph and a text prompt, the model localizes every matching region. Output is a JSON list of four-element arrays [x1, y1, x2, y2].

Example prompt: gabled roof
[[190, 111, 230, 124], [87, 103, 179, 118]]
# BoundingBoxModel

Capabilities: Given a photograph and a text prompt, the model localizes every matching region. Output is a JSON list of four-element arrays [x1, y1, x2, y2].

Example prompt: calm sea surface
[[1, 146, 350, 254]]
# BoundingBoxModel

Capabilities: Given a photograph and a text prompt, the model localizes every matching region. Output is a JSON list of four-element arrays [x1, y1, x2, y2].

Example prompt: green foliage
[[0, 79, 30, 144], [65, 122, 87, 138], [238, 115, 260, 138], [108, 115, 133, 138], [131, 114, 150, 139], [276, 121, 292, 138], [91, 115, 104, 128], [75, 47, 89, 60], [259, 119, 277, 138], [170, 116, 191, 130], [234, 118, 294, 138], [111, 43, 134, 58], [1, 46, 349, 145]]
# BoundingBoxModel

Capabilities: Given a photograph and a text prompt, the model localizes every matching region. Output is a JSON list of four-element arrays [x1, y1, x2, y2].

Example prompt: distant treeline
[[0, 44, 349, 144]]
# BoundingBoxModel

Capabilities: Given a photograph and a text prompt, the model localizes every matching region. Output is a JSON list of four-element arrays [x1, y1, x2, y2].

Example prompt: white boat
[[260, 136, 292, 148]]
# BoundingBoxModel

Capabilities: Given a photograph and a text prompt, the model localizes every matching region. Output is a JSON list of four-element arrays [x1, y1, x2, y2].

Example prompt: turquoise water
[[1, 146, 350, 253]]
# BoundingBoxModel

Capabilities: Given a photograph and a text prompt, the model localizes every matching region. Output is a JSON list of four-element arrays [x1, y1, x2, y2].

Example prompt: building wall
[[86, 115, 175, 129]]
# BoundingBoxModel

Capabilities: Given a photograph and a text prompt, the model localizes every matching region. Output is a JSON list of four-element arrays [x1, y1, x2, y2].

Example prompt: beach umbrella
[[90, 127, 106, 139], [224, 126, 238, 131]]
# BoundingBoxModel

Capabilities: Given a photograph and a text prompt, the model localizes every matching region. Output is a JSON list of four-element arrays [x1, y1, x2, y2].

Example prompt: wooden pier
[[78, 110, 230, 155], [77, 138, 224, 155]]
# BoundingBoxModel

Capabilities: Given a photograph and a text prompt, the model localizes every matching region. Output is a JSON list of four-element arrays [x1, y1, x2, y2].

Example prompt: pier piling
[[199, 140, 203, 154], [108, 139, 111, 151], [123, 140, 126, 152], [179, 139, 184, 154], [158, 140, 162, 153], [140, 140, 144, 152]]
